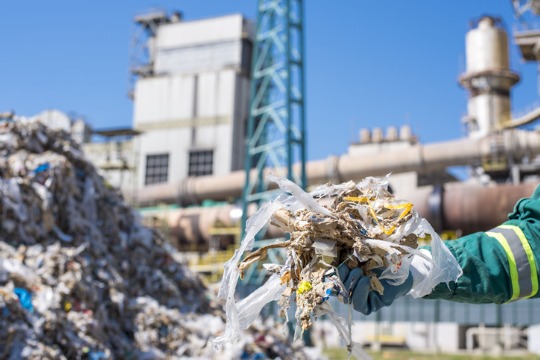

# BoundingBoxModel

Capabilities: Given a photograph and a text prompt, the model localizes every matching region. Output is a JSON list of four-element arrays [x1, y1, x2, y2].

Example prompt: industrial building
[[132, 12, 253, 190], [66, 12, 254, 206]]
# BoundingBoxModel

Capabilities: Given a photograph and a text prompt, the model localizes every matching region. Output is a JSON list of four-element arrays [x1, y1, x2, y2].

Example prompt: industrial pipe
[[504, 107, 540, 129], [406, 181, 538, 234], [144, 181, 539, 246], [134, 129, 540, 206]]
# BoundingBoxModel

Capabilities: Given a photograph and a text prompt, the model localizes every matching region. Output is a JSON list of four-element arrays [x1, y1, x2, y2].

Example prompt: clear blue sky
[[0, 1, 537, 161]]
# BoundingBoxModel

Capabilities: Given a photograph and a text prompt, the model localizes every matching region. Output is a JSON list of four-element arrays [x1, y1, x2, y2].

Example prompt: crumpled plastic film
[[0, 119, 319, 360], [236, 274, 286, 330], [218, 201, 281, 301], [269, 175, 334, 218], [407, 219, 463, 298], [219, 174, 462, 357], [216, 201, 282, 345]]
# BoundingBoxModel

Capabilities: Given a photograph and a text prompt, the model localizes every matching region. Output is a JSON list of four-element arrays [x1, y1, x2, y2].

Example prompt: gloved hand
[[337, 265, 413, 315]]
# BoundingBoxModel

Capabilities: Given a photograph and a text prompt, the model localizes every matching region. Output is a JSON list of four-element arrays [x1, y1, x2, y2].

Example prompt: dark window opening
[[188, 150, 213, 176], [145, 153, 169, 185]]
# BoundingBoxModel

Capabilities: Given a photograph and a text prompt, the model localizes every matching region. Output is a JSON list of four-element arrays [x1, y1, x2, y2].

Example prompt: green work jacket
[[424, 185, 540, 304]]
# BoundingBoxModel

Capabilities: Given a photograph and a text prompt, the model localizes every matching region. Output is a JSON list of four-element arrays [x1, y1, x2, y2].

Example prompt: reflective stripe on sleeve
[[486, 225, 539, 302], [499, 225, 539, 299], [486, 231, 520, 301]]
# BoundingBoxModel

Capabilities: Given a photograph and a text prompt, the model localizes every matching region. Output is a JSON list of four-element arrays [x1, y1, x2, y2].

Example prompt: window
[[188, 150, 213, 176], [145, 153, 169, 185]]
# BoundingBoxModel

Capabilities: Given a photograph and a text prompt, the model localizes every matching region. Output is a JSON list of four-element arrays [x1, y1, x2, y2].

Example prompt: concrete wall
[[156, 14, 246, 48], [134, 75, 195, 124], [153, 14, 251, 75], [133, 71, 235, 126]]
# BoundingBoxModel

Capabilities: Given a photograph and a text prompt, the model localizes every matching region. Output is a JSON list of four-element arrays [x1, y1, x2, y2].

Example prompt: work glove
[[337, 250, 432, 315], [337, 265, 413, 315]]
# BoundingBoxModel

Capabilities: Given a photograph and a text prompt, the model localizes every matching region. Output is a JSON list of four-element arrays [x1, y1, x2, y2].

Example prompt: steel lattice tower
[[241, 0, 306, 283]]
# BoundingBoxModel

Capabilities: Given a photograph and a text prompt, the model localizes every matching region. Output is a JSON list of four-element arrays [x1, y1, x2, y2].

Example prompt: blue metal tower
[[241, 0, 307, 283]]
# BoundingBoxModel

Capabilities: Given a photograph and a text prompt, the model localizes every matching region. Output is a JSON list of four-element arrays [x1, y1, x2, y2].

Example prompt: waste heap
[[217, 175, 462, 359], [0, 120, 314, 359]]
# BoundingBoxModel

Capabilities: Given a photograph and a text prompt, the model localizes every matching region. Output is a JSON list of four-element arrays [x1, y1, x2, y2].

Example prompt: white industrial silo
[[459, 16, 520, 138]]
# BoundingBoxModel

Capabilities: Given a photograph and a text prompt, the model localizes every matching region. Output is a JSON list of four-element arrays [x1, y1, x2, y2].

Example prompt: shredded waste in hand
[[0, 119, 318, 359], [216, 175, 462, 359]]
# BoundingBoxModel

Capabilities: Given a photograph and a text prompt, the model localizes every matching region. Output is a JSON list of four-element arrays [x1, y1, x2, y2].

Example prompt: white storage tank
[[466, 17, 510, 73], [459, 16, 519, 138]]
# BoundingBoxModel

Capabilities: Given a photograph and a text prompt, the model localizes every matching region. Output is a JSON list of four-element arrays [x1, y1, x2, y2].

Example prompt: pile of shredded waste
[[216, 175, 462, 359], [0, 119, 317, 359]]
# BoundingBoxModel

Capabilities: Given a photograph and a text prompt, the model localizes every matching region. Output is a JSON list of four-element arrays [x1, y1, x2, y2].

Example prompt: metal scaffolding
[[241, 0, 307, 283], [128, 10, 170, 98]]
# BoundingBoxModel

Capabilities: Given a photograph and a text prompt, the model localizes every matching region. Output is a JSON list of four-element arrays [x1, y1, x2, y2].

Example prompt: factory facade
[[132, 13, 253, 189], [78, 13, 254, 203]]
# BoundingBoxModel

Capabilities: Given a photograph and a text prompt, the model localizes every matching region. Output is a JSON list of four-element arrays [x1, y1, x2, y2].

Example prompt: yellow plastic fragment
[[347, 195, 414, 236], [368, 201, 413, 235], [64, 302, 72, 312], [385, 202, 414, 216], [297, 281, 312, 294], [343, 196, 373, 203]]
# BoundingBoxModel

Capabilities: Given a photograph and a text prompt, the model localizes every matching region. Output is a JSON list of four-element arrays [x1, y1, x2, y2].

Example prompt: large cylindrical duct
[[133, 130, 540, 206], [405, 181, 538, 234], [148, 181, 539, 246], [441, 181, 538, 234], [145, 203, 284, 249], [459, 16, 520, 138]]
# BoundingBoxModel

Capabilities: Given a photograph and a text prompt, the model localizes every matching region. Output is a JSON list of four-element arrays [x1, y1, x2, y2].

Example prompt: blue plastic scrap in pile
[[83, 347, 107, 360], [33, 162, 50, 174], [89, 351, 107, 360], [14, 287, 33, 313]]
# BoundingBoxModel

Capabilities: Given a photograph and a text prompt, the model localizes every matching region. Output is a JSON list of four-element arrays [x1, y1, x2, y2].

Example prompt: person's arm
[[339, 185, 540, 313], [425, 185, 540, 304]]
